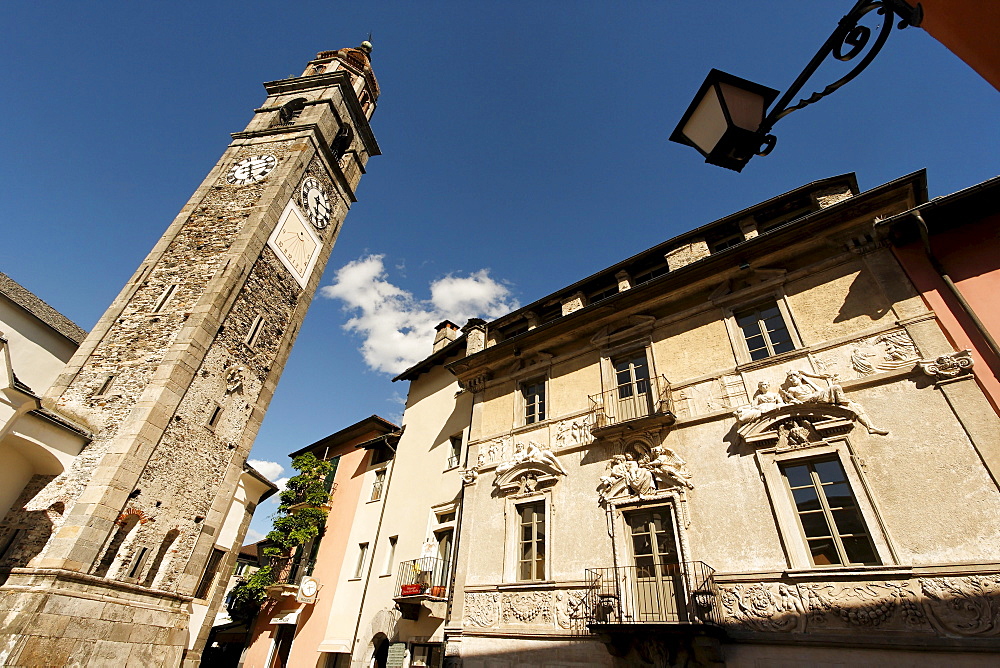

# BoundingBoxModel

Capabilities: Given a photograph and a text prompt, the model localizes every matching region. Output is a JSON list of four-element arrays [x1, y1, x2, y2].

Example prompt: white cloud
[[244, 528, 265, 544], [321, 254, 519, 374], [247, 459, 284, 482]]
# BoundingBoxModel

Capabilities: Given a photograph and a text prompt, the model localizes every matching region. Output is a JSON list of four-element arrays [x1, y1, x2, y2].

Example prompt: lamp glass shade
[[681, 85, 728, 156], [670, 69, 780, 171], [718, 82, 769, 131]]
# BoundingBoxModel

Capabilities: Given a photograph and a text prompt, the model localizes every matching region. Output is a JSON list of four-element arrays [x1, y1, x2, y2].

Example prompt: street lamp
[[670, 0, 923, 172]]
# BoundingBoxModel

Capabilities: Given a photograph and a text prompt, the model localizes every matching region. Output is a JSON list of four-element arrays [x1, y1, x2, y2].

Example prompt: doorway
[[625, 506, 685, 622]]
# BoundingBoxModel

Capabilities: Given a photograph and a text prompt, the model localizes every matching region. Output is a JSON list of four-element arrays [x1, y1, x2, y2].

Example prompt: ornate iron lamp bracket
[[756, 0, 922, 153]]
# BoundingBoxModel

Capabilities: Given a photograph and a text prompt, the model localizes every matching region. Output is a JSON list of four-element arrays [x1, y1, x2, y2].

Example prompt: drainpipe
[[912, 210, 1000, 364]]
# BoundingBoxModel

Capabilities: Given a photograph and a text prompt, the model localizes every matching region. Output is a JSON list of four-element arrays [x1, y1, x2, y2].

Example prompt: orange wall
[[909, 0, 1000, 90], [243, 441, 373, 668], [890, 212, 1000, 414]]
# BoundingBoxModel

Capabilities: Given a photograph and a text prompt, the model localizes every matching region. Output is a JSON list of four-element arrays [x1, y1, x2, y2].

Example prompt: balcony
[[589, 375, 675, 437], [584, 562, 721, 628], [264, 554, 312, 598], [394, 557, 450, 619]]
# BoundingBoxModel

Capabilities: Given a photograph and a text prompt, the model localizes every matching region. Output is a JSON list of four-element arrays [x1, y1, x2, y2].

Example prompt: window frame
[[520, 377, 547, 426], [780, 457, 880, 568], [370, 468, 386, 502], [515, 500, 547, 582], [756, 440, 896, 570], [720, 289, 804, 366], [353, 543, 368, 579]]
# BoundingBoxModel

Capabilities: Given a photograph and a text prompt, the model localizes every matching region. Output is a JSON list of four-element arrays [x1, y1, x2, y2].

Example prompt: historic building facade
[[0, 42, 380, 667], [441, 170, 1000, 667]]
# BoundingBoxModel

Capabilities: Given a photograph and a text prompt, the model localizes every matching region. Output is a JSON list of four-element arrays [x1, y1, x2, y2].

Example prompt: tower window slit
[[96, 374, 116, 396], [245, 315, 265, 348], [152, 284, 178, 313], [207, 404, 223, 429], [126, 547, 149, 580]]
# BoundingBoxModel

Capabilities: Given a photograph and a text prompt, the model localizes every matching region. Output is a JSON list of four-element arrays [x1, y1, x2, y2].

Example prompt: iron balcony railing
[[394, 557, 450, 600], [589, 375, 673, 431], [584, 562, 721, 626], [268, 554, 312, 587]]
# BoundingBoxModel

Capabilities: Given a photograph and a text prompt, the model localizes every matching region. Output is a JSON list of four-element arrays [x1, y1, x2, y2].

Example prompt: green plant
[[226, 453, 333, 621]]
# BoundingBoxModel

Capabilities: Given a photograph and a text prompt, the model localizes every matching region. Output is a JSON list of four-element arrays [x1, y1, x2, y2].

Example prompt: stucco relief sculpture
[[733, 381, 784, 424], [464, 592, 500, 628], [598, 447, 693, 499], [502, 591, 551, 624], [918, 349, 974, 380], [920, 575, 1000, 636], [495, 441, 566, 476], [715, 576, 1000, 639], [461, 465, 479, 485], [850, 330, 919, 376], [554, 589, 589, 629], [781, 370, 888, 435], [555, 415, 593, 448], [224, 365, 246, 393]]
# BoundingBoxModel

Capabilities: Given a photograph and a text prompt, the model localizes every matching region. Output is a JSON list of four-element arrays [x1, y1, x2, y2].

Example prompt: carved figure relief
[[781, 369, 888, 435], [720, 583, 804, 633], [733, 381, 785, 424], [554, 589, 589, 629], [851, 331, 919, 376], [554, 415, 594, 448], [502, 591, 551, 624], [775, 418, 820, 450], [598, 446, 693, 500], [918, 349, 974, 380], [495, 441, 565, 476], [464, 592, 500, 628]]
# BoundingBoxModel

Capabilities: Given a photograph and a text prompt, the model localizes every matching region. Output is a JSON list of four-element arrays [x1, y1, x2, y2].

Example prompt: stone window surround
[[606, 494, 691, 575], [503, 490, 553, 584], [713, 273, 806, 368], [514, 373, 548, 428], [756, 437, 898, 571]]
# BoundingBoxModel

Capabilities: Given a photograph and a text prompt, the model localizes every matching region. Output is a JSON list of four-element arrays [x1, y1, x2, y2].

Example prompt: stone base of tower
[[0, 568, 191, 667]]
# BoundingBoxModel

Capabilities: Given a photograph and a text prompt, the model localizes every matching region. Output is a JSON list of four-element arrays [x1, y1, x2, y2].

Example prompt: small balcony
[[589, 375, 675, 437], [394, 557, 450, 601], [264, 554, 313, 598], [584, 562, 721, 628]]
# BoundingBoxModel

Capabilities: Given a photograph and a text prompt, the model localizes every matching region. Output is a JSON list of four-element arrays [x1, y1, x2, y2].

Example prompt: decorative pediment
[[737, 405, 857, 449], [493, 441, 566, 493], [494, 462, 564, 494]]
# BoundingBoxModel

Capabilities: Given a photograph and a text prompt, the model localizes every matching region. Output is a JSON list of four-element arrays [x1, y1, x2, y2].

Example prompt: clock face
[[300, 177, 332, 229], [301, 578, 317, 597], [267, 201, 321, 288], [226, 154, 277, 185]]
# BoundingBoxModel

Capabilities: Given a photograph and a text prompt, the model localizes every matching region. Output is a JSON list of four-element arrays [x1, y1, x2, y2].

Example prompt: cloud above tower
[[321, 254, 518, 374]]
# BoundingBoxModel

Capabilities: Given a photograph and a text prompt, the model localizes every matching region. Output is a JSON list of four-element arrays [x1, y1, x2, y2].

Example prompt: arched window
[[92, 514, 142, 577], [277, 98, 307, 126], [143, 528, 180, 588]]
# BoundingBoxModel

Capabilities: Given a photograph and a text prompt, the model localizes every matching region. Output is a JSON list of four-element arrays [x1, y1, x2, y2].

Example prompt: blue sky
[[2, 2, 996, 541]]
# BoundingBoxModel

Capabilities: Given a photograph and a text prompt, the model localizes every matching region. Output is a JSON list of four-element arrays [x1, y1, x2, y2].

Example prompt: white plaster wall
[[0, 296, 78, 395]]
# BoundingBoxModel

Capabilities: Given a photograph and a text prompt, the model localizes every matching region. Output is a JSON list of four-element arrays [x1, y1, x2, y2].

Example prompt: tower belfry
[[0, 43, 380, 666]]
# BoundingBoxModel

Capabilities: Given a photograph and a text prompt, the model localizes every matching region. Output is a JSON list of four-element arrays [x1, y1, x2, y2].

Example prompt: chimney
[[433, 320, 461, 353]]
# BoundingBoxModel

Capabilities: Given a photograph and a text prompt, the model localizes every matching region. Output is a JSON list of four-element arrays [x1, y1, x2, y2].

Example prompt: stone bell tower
[[0, 43, 379, 666]]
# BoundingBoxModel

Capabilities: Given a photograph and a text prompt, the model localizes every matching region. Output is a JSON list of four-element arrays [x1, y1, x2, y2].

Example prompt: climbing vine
[[226, 453, 334, 621]]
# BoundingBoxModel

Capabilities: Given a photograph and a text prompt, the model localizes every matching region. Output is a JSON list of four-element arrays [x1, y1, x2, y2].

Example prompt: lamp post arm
[[758, 0, 921, 135]]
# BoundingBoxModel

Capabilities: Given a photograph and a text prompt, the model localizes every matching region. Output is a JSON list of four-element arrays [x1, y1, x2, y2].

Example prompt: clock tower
[[0, 43, 379, 666]]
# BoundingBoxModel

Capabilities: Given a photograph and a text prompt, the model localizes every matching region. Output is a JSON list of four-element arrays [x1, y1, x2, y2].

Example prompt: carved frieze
[[464, 592, 500, 628], [554, 589, 589, 629], [554, 415, 594, 449], [918, 349, 974, 381], [719, 574, 1000, 639], [501, 591, 551, 624], [850, 330, 919, 376]]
